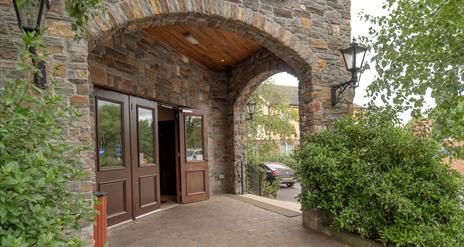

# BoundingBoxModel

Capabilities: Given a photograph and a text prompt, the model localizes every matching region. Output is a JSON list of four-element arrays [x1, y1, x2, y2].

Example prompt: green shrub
[[246, 163, 280, 198], [262, 178, 280, 198], [0, 33, 94, 246], [294, 108, 464, 246]]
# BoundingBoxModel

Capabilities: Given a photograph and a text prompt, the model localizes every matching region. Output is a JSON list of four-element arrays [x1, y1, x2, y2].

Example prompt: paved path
[[277, 183, 301, 203], [108, 195, 343, 247]]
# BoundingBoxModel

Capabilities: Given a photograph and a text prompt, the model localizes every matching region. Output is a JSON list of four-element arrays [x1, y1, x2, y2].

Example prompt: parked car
[[261, 162, 297, 187], [187, 149, 203, 161]]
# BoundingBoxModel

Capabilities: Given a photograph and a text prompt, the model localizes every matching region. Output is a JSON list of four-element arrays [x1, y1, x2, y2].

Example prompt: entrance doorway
[[95, 89, 160, 226], [95, 88, 211, 227], [158, 106, 180, 205]]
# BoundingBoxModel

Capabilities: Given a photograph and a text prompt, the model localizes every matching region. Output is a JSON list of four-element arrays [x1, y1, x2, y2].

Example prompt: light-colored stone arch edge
[[87, 0, 316, 74]]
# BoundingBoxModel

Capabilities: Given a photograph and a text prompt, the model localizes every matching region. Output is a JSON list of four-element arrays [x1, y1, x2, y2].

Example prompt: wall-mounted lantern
[[331, 38, 367, 106], [13, 0, 50, 33], [245, 99, 257, 121], [13, 0, 50, 88]]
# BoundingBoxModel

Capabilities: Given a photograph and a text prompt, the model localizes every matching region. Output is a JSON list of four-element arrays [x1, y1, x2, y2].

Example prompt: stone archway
[[84, 0, 359, 196], [86, 1, 324, 196], [228, 49, 300, 193], [84, 0, 354, 164]]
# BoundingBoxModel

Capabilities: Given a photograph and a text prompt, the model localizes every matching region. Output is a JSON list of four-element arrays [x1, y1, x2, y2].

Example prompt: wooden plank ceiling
[[144, 24, 262, 72]]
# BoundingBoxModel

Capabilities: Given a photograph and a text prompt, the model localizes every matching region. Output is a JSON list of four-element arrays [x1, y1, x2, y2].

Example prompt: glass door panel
[[137, 107, 155, 166], [97, 99, 124, 169], [185, 115, 204, 162]]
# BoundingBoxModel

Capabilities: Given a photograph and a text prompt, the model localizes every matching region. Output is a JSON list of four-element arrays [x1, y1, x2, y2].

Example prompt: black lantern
[[13, 0, 50, 88], [245, 99, 257, 121], [13, 0, 50, 33], [331, 38, 367, 106]]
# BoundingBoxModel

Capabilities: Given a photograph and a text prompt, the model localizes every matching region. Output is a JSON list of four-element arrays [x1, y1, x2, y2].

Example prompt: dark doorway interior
[[158, 106, 178, 204]]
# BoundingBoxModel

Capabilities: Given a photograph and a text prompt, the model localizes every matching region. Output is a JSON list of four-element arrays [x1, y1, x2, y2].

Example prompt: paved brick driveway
[[108, 195, 343, 247]]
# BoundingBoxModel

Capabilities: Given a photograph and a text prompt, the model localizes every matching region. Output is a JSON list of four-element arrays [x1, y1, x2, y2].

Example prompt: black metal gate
[[247, 165, 263, 196]]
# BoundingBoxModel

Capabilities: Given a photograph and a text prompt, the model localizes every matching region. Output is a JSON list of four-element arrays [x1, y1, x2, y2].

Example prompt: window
[[280, 142, 294, 156]]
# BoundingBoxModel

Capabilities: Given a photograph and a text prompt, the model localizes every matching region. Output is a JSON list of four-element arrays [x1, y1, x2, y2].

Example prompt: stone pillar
[[48, 2, 95, 244]]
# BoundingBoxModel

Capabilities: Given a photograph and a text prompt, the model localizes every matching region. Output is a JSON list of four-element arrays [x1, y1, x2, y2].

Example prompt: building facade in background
[[254, 84, 300, 156]]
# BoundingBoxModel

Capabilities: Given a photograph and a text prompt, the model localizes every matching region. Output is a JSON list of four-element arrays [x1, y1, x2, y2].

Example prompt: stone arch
[[229, 50, 301, 193], [229, 50, 298, 106], [86, 0, 321, 194], [87, 0, 316, 78]]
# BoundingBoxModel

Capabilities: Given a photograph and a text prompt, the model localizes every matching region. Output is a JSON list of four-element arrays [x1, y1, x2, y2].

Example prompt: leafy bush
[[262, 178, 280, 198], [0, 33, 93, 246], [294, 108, 464, 246]]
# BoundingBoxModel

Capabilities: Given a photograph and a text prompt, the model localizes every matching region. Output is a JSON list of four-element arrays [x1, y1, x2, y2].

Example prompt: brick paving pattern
[[108, 196, 344, 247]]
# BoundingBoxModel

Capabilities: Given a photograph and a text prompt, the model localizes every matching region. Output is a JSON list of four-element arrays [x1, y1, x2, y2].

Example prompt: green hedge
[[294, 108, 464, 246]]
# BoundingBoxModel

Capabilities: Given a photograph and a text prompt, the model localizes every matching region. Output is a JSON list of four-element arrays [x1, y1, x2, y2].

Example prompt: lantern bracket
[[331, 79, 355, 106]]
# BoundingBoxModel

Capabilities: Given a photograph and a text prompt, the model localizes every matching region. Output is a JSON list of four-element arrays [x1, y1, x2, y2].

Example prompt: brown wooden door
[[95, 89, 133, 226], [129, 96, 161, 217], [179, 109, 210, 203]]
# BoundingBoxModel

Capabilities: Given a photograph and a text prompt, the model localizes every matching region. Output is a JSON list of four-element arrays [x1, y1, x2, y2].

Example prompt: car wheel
[[286, 183, 294, 188]]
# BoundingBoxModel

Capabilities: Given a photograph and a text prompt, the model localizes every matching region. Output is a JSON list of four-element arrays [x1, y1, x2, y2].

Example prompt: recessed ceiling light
[[220, 59, 225, 62], [183, 32, 199, 45]]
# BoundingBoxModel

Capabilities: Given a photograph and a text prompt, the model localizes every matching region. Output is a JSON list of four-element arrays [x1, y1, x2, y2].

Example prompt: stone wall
[[88, 30, 233, 193]]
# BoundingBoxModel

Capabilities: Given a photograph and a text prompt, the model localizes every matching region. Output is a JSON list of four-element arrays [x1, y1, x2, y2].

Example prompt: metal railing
[[247, 165, 263, 196]]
